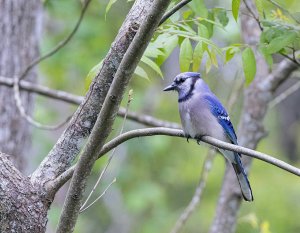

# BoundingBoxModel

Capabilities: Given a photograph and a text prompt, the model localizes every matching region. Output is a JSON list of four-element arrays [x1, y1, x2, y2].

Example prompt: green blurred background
[[30, 0, 300, 232]]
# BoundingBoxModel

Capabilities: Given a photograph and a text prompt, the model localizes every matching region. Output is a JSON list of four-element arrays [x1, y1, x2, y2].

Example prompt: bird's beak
[[163, 83, 176, 91]]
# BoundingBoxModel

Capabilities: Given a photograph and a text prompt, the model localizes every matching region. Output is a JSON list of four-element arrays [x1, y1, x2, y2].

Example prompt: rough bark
[[56, 1, 172, 231], [0, 152, 48, 232], [31, 0, 155, 191], [0, 0, 42, 171], [209, 2, 298, 233]]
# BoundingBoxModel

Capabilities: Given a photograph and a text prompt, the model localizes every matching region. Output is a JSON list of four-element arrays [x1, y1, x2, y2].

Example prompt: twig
[[19, 0, 92, 81], [170, 149, 216, 233], [80, 90, 133, 212], [242, 0, 263, 30], [79, 177, 116, 213], [266, 0, 300, 24], [48, 127, 300, 194], [0, 76, 181, 129], [159, 0, 192, 26], [269, 79, 300, 108], [279, 52, 300, 66], [12, 1, 92, 130], [56, 1, 172, 232], [13, 77, 71, 130]]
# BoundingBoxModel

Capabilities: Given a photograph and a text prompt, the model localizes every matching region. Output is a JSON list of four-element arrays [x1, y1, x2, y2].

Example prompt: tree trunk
[[0, 1, 48, 231], [209, 2, 298, 233], [0, 152, 49, 232], [0, 0, 42, 171]]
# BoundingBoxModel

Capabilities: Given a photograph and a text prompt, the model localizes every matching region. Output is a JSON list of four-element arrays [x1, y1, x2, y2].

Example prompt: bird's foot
[[186, 135, 191, 143], [196, 135, 204, 145]]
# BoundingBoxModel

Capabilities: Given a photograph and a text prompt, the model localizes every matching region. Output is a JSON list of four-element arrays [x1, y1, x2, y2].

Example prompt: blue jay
[[163, 72, 253, 201]]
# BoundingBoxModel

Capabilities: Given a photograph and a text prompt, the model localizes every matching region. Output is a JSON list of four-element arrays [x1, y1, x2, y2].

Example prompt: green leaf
[[255, 0, 263, 18], [192, 42, 203, 71], [178, 23, 196, 34], [141, 56, 163, 78], [216, 8, 229, 27], [157, 35, 178, 65], [242, 47, 256, 86], [225, 47, 239, 63], [205, 53, 212, 73], [198, 24, 209, 39], [266, 32, 297, 54], [144, 44, 165, 58], [85, 60, 103, 90], [105, 0, 118, 20], [232, 0, 240, 21], [179, 38, 193, 72], [201, 11, 214, 38], [188, 0, 208, 17], [259, 46, 273, 68], [209, 49, 218, 67], [134, 66, 149, 80]]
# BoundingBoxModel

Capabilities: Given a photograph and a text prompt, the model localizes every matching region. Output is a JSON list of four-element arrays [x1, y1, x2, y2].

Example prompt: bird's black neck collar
[[178, 78, 197, 102]]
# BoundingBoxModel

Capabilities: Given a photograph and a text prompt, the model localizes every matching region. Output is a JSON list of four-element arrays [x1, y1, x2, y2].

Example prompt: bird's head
[[163, 72, 205, 102]]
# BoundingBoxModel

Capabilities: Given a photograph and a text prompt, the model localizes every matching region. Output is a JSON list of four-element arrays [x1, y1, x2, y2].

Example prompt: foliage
[[123, 0, 299, 85], [38, 0, 300, 232]]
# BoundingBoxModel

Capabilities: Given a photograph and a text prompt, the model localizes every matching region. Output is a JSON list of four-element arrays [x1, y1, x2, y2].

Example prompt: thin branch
[[279, 52, 300, 66], [80, 90, 133, 212], [242, 0, 262, 30], [0, 76, 181, 129], [159, 0, 192, 26], [13, 76, 71, 130], [79, 177, 116, 213], [56, 1, 172, 232], [269, 79, 300, 108], [170, 149, 216, 233], [19, 0, 92, 81], [266, 0, 300, 24], [48, 127, 300, 194], [12, 1, 92, 130]]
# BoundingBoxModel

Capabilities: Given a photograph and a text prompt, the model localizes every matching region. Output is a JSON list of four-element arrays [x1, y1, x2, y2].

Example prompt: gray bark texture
[[209, 1, 298, 233], [0, 0, 161, 231], [56, 0, 171, 231], [31, 0, 155, 193], [0, 0, 41, 171], [0, 1, 48, 231], [0, 152, 49, 232]]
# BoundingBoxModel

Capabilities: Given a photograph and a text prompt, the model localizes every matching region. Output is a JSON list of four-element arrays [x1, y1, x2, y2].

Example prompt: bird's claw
[[196, 135, 204, 145], [186, 135, 191, 143]]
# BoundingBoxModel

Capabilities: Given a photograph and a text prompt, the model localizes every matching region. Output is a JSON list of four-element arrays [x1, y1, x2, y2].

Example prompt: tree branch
[[0, 75, 181, 129], [47, 127, 300, 195], [159, 0, 192, 26], [56, 1, 172, 232], [209, 1, 299, 231], [10, 0, 92, 130], [19, 0, 92, 81], [30, 0, 156, 190]]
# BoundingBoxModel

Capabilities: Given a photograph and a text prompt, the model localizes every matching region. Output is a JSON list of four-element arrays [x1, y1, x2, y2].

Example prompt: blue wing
[[203, 95, 253, 201], [203, 94, 237, 144]]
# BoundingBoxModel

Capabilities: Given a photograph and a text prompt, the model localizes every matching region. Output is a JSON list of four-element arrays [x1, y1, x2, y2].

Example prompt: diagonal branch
[[11, 0, 92, 130], [47, 127, 300, 195], [19, 0, 92, 81], [30, 0, 157, 190], [56, 1, 172, 232], [159, 0, 192, 26]]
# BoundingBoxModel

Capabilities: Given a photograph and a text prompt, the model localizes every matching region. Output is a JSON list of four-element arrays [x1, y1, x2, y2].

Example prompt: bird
[[163, 72, 253, 201]]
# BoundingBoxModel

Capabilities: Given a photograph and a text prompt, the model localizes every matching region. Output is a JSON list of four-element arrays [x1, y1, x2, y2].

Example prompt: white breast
[[181, 111, 197, 138]]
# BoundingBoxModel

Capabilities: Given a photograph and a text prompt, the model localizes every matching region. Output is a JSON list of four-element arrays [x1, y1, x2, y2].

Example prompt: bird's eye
[[176, 78, 185, 84]]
